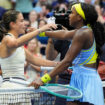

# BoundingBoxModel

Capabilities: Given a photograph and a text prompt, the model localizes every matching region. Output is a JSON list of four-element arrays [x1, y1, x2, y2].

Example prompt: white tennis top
[[0, 47, 26, 79]]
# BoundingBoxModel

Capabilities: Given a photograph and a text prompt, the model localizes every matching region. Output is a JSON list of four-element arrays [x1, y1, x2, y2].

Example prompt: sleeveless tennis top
[[0, 34, 26, 79], [72, 26, 98, 65]]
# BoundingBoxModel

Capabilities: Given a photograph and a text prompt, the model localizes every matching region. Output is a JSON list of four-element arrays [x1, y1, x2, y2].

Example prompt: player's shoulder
[[75, 26, 92, 38]]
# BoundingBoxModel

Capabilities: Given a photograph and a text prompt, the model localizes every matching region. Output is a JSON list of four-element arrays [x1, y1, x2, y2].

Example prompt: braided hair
[[0, 10, 20, 42], [81, 3, 105, 65]]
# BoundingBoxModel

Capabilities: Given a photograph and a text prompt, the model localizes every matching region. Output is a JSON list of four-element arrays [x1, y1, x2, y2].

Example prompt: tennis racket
[[9, 78, 82, 99], [40, 83, 82, 99]]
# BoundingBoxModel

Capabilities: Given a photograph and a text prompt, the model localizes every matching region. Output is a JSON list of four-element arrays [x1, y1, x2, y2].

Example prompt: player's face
[[14, 13, 26, 35], [69, 7, 80, 27]]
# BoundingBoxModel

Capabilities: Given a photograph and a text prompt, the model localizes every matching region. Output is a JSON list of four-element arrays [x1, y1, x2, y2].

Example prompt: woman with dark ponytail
[[0, 10, 58, 104], [32, 2, 105, 105]]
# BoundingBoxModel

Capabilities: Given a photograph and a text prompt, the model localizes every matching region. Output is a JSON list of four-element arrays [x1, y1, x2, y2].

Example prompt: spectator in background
[[27, 38, 42, 57], [32, 0, 38, 7], [78, 0, 97, 5], [37, 19, 49, 55], [35, 0, 48, 7], [29, 10, 38, 28], [25, 38, 42, 82], [33, 0, 48, 17], [99, 0, 105, 8], [52, 0, 69, 8], [98, 43, 105, 80], [40, 4, 53, 20], [12, 0, 33, 19], [0, 7, 6, 20], [59, 3, 68, 11], [0, 0, 13, 10], [94, 3, 105, 81], [95, 4, 105, 24]]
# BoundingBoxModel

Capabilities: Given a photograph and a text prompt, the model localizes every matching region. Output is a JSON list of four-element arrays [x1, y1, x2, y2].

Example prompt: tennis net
[[0, 87, 55, 105]]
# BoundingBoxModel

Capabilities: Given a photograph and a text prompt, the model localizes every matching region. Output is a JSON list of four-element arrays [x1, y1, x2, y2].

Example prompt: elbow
[[14, 42, 19, 48], [12, 41, 21, 48]]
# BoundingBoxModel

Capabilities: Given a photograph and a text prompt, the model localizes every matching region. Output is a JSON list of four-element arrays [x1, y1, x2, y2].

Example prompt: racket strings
[[44, 85, 81, 97]]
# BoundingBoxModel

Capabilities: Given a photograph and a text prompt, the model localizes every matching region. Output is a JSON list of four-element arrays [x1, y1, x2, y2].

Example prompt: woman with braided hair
[[31, 2, 105, 105]]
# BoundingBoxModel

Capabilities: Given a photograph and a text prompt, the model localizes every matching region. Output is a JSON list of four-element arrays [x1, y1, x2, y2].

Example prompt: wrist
[[41, 73, 51, 84], [38, 29, 42, 34]]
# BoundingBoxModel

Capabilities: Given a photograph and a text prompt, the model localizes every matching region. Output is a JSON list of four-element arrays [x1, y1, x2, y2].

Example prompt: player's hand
[[28, 78, 43, 89], [39, 24, 57, 32]]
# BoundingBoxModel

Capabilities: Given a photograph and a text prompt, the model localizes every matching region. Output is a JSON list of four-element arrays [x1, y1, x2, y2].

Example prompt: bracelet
[[38, 29, 42, 34], [41, 73, 51, 83]]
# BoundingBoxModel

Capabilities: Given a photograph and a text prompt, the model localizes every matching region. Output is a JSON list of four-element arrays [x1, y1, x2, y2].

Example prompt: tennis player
[[31, 3, 105, 105], [0, 10, 58, 105]]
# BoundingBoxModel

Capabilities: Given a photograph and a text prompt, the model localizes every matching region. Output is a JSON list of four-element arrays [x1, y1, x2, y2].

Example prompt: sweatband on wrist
[[41, 73, 51, 84]]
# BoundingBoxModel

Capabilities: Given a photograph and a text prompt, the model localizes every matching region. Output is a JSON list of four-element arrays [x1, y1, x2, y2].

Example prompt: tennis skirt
[[67, 65, 104, 105]]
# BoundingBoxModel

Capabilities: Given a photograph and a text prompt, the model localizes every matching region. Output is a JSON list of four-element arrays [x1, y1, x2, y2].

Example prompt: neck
[[75, 21, 84, 29], [8, 30, 18, 38]]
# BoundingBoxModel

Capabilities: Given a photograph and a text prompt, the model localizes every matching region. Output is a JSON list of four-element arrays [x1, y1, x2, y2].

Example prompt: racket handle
[[9, 78, 30, 86], [40, 66, 73, 71], [40, 66, 54, 71]]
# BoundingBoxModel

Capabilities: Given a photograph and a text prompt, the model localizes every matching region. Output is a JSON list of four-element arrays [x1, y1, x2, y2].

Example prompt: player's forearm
[[45, 30, 76, 40], [49, 59, 71, 78], [30, 64, 41, 72], [16, 30, 40, 47], [27, 54, 57, 67], [46, 40, 58, 60]]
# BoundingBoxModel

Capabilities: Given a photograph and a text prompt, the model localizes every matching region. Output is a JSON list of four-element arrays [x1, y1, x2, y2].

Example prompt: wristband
[[41, 73, 51, 84]]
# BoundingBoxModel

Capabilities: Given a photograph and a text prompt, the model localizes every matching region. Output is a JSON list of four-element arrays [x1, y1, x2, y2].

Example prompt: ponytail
[[81, 3, 105, 66], [0, 21, 7, 42], [91, 22, 105, 55], [91, 22, 105, 67]]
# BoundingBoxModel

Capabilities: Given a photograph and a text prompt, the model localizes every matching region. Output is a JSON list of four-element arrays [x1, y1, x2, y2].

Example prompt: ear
[[77, 15, 83, 21], [9, 22, 16, 29]]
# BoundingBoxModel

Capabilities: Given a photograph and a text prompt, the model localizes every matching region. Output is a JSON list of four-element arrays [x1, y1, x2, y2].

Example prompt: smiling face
[[38, 20, 47, 28], [27, 38, 38, 53], [29, 11, 38, 23], [11, 13, 26, 35]]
